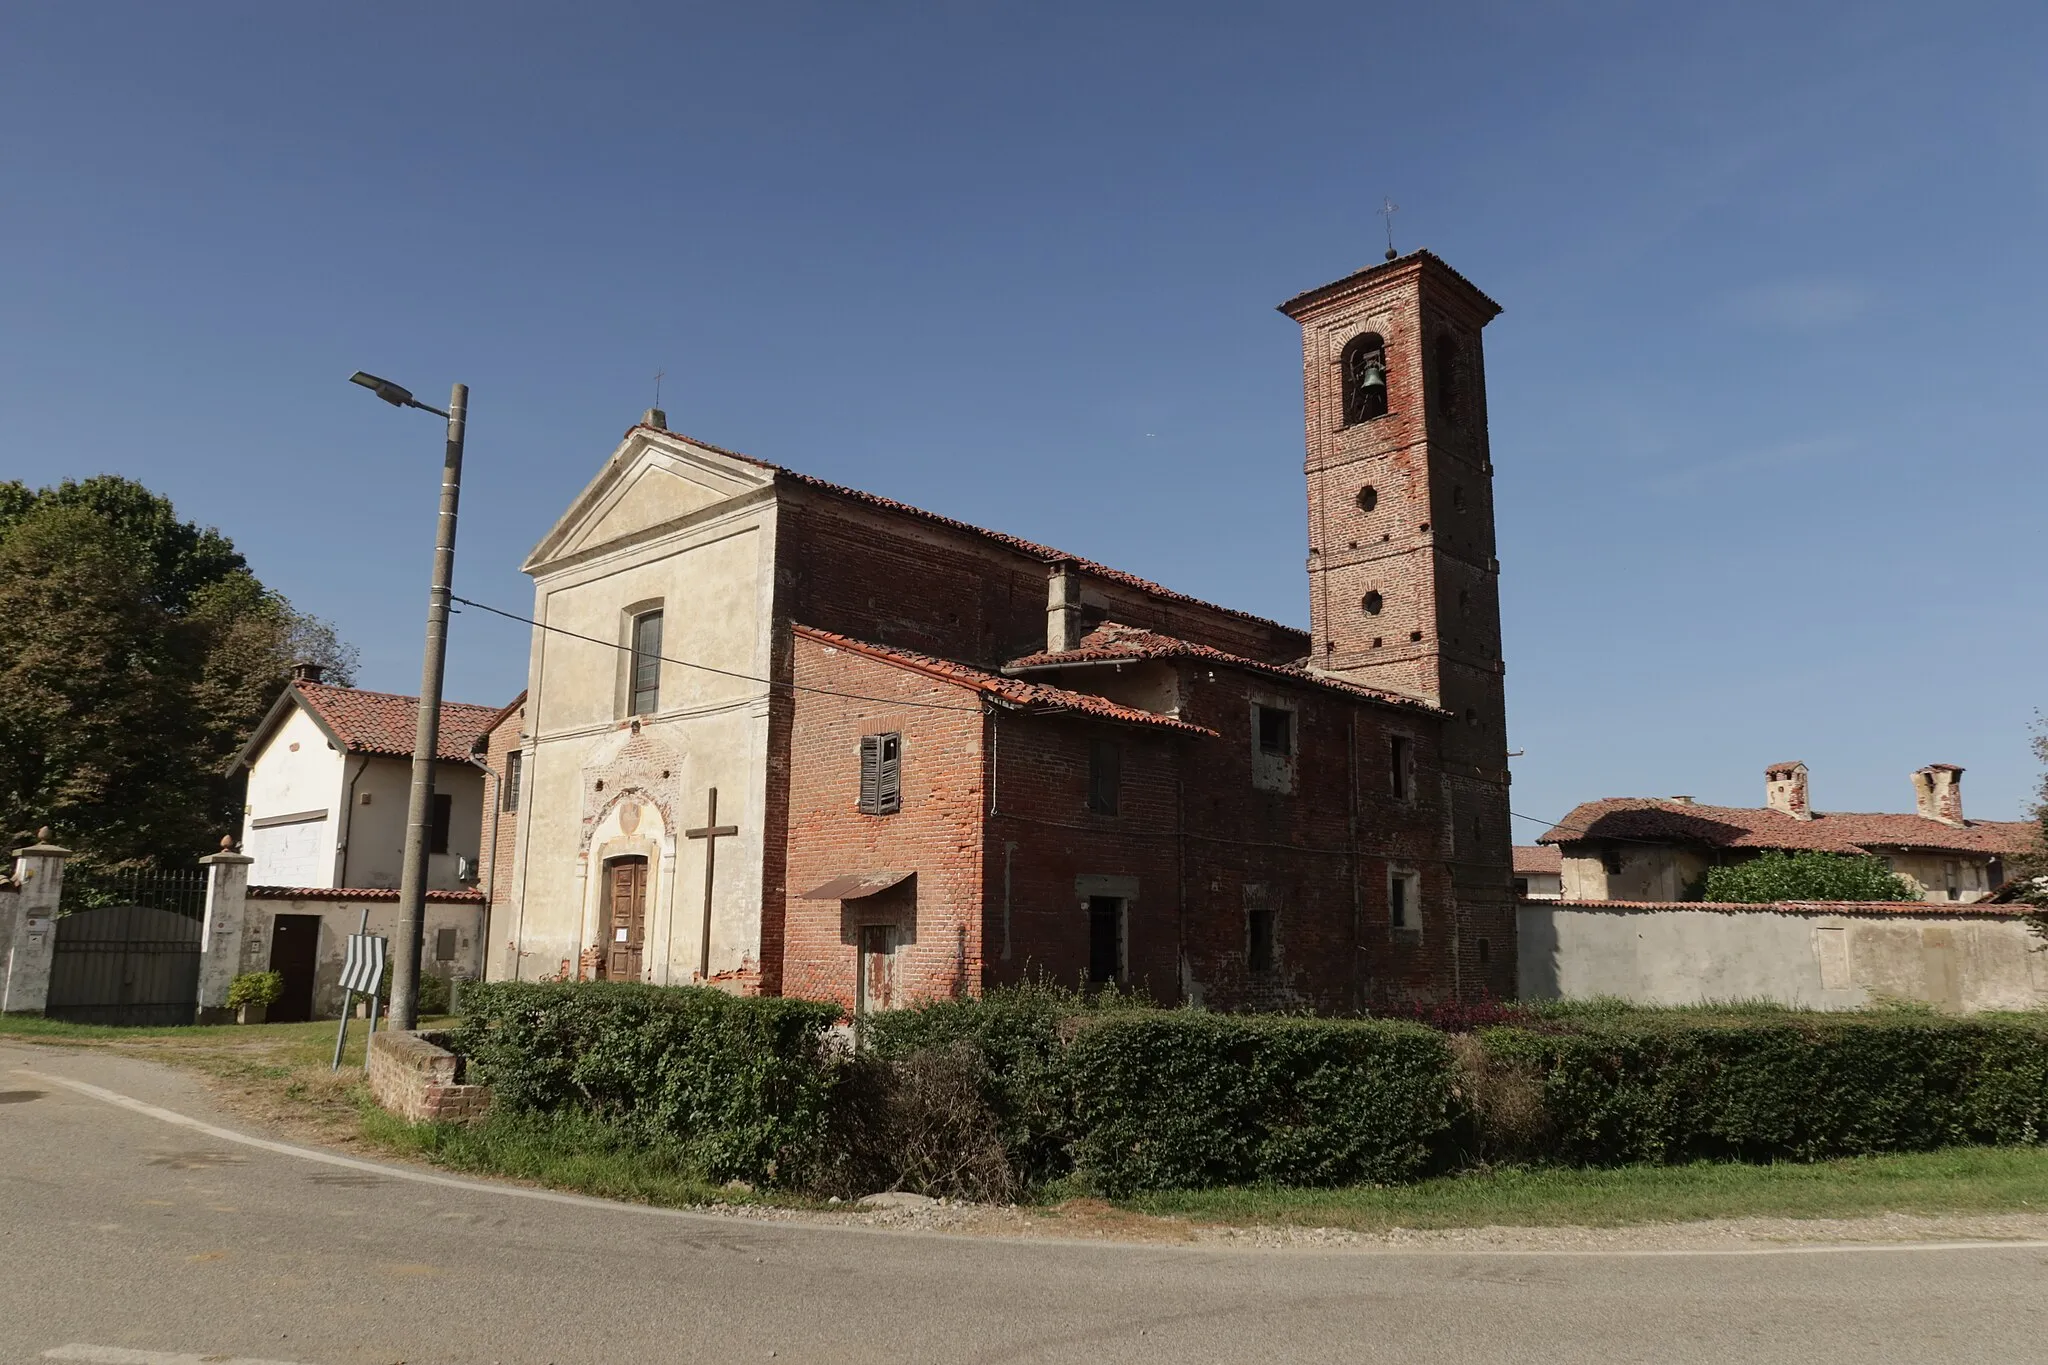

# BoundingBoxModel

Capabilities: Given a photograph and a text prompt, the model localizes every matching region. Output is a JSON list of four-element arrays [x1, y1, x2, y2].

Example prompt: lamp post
[[350, 371, 467, 1030]]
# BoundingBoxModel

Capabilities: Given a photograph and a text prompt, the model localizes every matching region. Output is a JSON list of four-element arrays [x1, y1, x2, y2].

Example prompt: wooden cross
[[685, 787, 739, 979]]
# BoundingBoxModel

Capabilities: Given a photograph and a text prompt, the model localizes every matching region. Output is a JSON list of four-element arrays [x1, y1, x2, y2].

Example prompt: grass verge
[[360, 1106, 748, 1209], [1124, 1146, 2048, 1232]]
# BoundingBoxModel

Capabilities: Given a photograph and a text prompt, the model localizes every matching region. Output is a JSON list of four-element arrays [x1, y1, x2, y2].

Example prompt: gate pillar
[[4, 830, 71, 1014], [196, 838, 257, 1023]]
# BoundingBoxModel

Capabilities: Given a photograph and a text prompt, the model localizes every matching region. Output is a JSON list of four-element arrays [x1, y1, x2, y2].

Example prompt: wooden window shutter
[[859, 735, 881, 814], [877, 734, 902, 815]]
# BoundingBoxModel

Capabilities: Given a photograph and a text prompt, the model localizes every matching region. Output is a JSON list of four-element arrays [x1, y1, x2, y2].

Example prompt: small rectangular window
[[1256, 705, 1294, 757], [1389, 869, 1419, 930], [502, 749, 523, 814], [1602, 846, 1625, 876], [1088, 739, 1121, 815], [1087, 895, 1124, 984], [859, 733, 902, 815], [1247, 906, 1275, 972], [629, 610, 663, 716], [434, 927, 458, 962], [430, 792, 453, 855], [1513, 877, 1530, 897], [1389, 736, 1411, 800]]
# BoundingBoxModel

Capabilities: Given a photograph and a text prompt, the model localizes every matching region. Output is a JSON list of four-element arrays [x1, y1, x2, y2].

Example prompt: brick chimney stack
[[1913, 764, 1964, 826], [1045, 561, 1083, 653], [1764, 761, 1811, 821], [290, 661, 325, 684]]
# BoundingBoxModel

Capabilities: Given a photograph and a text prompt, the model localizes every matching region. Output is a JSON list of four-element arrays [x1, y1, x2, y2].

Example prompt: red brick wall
[[773, 488, 1310, 670], [479, 698, 525, 967], [984, 710, 1185, 998], [781, 631, 989, 1013]]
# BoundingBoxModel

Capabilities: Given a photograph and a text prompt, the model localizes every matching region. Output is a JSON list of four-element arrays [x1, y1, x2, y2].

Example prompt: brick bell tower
[[1280, 248, 1514, 993]]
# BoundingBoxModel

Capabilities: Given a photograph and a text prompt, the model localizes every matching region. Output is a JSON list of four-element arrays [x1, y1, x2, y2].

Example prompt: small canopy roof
[[800, 870, 914, 901]]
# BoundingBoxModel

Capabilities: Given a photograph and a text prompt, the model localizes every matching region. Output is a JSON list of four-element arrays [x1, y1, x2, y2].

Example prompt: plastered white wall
[[1519, 904, 2048, 1012], [501, 433, 779, 986], [241, 707, 346, 885]]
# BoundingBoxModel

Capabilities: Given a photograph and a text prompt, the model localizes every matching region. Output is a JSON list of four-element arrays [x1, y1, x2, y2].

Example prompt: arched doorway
[[603, 855, 649, 981]]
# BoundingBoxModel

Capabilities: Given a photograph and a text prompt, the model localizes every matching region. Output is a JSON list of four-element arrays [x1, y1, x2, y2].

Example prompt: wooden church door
[[605, 856, 648, 980]]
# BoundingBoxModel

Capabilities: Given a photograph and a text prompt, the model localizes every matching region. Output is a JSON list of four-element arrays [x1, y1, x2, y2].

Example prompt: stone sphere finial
[[219, 834, 235, 851]]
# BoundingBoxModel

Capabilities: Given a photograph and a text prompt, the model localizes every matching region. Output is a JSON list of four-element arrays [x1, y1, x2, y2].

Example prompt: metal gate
[[46, 903, 201, 1026]]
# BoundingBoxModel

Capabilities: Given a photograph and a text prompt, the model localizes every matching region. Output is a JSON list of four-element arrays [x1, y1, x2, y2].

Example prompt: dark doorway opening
[[267, 914, 322, 1022], [1087, 896, 1123, 985]]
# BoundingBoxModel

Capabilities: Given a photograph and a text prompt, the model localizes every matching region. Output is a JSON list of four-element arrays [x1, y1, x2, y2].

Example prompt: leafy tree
[[0, 478, 356, 868], [1702, 850, 1923, 903], [2014, 718, 2048, 944]]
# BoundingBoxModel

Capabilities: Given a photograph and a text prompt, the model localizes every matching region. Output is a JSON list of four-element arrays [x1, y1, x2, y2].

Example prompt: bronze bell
[[1358, 361, 1387, 393]]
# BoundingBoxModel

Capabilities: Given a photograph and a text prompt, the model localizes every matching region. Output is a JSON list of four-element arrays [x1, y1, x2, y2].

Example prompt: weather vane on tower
[[1379, 198, 1400, 261]]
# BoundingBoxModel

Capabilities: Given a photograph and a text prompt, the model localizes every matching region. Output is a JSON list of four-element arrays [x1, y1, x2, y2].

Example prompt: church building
[[490, 250, 1515, 1013]]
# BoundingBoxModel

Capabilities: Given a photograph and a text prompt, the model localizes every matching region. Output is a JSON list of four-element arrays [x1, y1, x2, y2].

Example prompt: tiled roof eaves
[[1536, 797, 2034, 857], [624, 425, 1309, 646], [794, 625, 1217, 736], [1531, 897, 2025, 918], [248, 885, 487, 903], [1276, 249, 1503, 320], [1006, 627, 1449, 718], [291, 682, 504, 763], [471, 690, 529, 752]]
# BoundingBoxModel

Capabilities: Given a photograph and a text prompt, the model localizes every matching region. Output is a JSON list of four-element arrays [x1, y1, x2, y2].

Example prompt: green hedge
[[1478, 1016, 2048, 1165], [440, 981, 2048, 1197], [1065, 1014, 1456, 1194], [862, 983, 1085, 1188], [447, 981, 841, 1183]]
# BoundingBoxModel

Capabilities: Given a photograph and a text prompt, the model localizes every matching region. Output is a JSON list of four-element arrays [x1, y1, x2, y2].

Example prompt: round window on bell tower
[[1356, 485, 1378, 513], [1362, 591, 1384, 616]]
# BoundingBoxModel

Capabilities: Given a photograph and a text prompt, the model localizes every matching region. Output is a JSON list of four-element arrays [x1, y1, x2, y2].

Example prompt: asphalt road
[[3, 1043, 2045, 1365]]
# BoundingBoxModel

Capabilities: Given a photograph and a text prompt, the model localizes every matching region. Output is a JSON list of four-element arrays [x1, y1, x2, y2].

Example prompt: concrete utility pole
[[350, 372, 467, 1030]]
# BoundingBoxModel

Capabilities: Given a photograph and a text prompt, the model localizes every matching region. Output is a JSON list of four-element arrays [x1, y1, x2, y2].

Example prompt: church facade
[[491, 250, 1515, 1013]]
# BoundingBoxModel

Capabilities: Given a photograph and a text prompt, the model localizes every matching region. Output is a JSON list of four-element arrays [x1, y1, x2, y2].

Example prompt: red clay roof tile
[[1537, 797, 2033, 858], [291, 681, 504, 763], [794, 624, 1218, 736], [1004, 621, 1448, 716]]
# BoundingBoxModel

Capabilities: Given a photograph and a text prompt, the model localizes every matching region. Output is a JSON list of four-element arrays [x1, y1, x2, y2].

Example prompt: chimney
[[643, 407, 667, 430], [1913, 764, 1964, 826], [1764, 761, 1811, 820], [1046, 560, 1083, 653], [289, 661, 325, 685]]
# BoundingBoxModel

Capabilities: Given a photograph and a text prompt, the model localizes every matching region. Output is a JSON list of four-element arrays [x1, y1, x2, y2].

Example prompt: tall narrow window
[[1088, 739, 1121, 815], [629, 610, 663, 716], [1247, 906, 1275, 972], [1389, 869, 1419, 930], [502, 750, 523, 814], [1087, 896, 1124, 984], [430, 792, 453, 855], [1389, 735, 1411, 801], [859, 733, 902, 815], [1341, 332, 1389, 425]]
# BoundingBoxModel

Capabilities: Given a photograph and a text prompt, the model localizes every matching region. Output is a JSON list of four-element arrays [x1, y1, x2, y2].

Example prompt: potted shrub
[[226, 970, 284, 1025]]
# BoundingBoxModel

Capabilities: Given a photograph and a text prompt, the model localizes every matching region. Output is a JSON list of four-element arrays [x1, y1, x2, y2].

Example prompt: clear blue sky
[[4, 2, 2043, 831]]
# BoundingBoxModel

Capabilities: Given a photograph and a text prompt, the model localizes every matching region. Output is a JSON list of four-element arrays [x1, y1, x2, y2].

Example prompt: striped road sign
[[341, 933, 388, 996]]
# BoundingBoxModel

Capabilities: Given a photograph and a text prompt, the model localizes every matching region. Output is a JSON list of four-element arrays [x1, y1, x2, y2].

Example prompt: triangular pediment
[[525, 429, 777, 572]]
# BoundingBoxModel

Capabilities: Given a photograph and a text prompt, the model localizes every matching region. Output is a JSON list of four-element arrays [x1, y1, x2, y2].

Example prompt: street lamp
[[350, 370, 468, 1030]]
